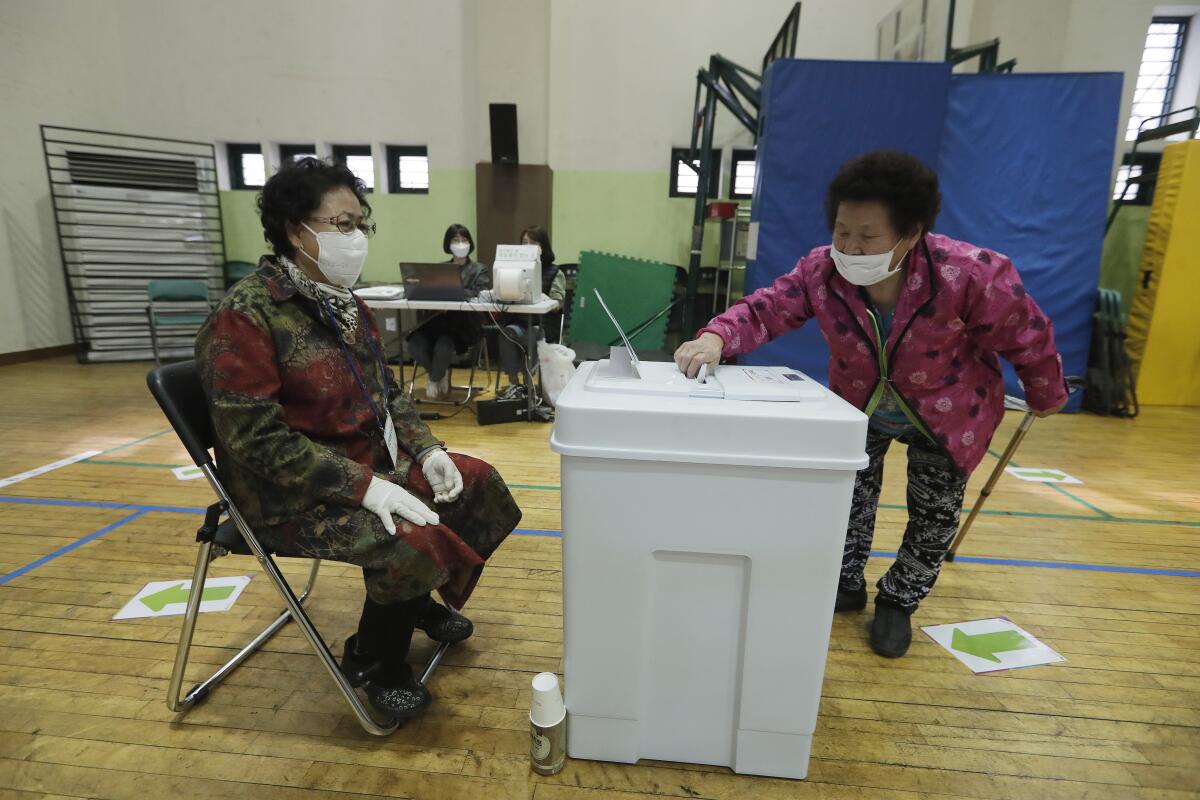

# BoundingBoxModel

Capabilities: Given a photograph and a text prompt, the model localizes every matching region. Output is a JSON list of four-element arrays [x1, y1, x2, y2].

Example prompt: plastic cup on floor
[[530, 672, 566, 727]]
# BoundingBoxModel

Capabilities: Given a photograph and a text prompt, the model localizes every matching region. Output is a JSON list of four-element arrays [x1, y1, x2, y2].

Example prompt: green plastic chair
[[223, 260, 256, 288], [146, 279, 213, 365]]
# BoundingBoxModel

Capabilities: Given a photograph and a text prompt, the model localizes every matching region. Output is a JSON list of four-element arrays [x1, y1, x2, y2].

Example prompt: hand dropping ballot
[[589, 289, 822, 402]]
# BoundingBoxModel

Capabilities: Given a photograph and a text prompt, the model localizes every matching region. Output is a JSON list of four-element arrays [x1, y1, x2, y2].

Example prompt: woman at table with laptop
[[407, 223, 491, 400]]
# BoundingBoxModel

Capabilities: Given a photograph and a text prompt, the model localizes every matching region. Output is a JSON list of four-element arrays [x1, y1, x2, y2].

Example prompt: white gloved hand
[[362, 476, 439, 534], [422, 449, 464, 504]]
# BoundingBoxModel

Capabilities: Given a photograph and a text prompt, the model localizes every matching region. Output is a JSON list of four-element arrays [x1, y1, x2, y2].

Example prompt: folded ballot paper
[[590, 288, 820, 402]]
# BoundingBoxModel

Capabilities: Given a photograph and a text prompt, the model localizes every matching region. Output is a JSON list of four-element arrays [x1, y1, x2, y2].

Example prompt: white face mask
[[830, 239, 910, 286], [299, 223, 368, 288], [449, 241, 471, 258]]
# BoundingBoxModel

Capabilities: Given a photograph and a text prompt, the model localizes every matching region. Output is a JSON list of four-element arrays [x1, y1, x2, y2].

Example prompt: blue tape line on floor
[[942, 553, 1200, 578], [0, 510, 147, 586], [1, 495, 1195, 580], [868, 550, 1200, 578], [0, 496, 205, 514]]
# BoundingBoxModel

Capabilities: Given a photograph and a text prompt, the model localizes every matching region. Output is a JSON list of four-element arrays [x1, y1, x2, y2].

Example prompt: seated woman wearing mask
[[675, 151, 1066, 658], [407, 224, 491, 400], [496, 225, 567, 399], [196, 159, 521, 719]]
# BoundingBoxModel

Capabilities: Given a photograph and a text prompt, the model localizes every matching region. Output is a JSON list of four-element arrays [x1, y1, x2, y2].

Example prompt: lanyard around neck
[[318, 297, 390, 431]]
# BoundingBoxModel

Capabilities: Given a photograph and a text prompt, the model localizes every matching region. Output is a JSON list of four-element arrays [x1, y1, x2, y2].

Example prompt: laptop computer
[[399, 263, 469, 302]]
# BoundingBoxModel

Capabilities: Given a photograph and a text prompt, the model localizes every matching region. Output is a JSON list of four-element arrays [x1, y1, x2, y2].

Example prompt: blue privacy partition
[[935, 73, 1122, 409], [743, 60, 1121, 410], [744, 59, 951, 382]]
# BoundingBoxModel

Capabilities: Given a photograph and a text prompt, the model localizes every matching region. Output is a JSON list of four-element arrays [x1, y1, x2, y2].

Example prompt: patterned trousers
[[840, 427, 968, 613], [259, 453, 521, 607]]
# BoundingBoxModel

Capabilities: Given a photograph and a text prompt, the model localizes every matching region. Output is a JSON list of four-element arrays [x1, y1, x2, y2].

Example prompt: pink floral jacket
[[701, 233, 1067, 475]]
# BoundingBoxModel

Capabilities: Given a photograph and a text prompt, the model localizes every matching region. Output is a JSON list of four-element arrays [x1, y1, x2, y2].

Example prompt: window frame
[[1113, 151, 1162, 206], [729, 147, 757, 200], [670, 147, 723, 199], [1126, 16, 1191, 141], [227, 142, 264, 190], [279, 143, 318, 165], [385, 145, 431, 195], [331, 144, 375, 192]]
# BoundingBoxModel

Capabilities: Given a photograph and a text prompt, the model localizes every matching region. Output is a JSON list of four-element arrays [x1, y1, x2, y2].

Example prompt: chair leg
[[458, 347, 480, 404], [167, 508, 449, 730], [167, 554, 324, 713], [420, 641, 453, 685], [172, 475, 399, 735], [441, 344, 490, 406], [147, 308, 161, 367], [166, 539, 216, 712]]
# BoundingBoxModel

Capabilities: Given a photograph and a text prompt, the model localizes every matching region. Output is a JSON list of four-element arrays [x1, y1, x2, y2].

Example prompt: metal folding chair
[[222, 260, 257, 289], [146, 360, 452, 734], [406, 337, 492, 406], [946, 377, 1083, 561], [146, 279, 212, 366]]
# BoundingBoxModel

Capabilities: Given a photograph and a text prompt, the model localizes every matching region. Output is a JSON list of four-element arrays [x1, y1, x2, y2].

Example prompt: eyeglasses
[[308, 215, 377, 238]]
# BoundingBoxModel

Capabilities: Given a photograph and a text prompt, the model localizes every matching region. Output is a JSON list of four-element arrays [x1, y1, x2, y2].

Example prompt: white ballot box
[[549, 356, 868, 779]]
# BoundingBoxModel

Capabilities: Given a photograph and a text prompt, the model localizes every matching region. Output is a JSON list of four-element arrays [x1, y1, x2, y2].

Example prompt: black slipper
[[417, 601, 474, 643]]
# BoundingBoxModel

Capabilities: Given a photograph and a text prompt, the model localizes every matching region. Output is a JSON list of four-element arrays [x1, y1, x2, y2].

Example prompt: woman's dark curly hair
[[257, 157, 372, 259], [824, 150, 941, 237], [443, 223, 474, 256], [521, 224, 555, 265]]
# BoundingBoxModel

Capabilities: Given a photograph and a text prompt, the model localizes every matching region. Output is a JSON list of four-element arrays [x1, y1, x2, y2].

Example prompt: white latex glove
[[674, 332, 723, 378], [422, 449, 464, 504], [362, 476, 439, 534]]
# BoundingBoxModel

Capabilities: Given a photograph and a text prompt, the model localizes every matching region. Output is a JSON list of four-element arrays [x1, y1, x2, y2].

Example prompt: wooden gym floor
[[0, 357, 1198, 800]]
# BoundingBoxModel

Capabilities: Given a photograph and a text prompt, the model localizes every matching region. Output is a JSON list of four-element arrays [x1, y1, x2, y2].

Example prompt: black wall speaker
[[489, 103, 519, 164]]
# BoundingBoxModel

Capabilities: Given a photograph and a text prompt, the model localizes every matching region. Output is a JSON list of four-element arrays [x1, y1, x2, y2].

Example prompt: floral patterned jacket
[[196, 257, 441, 528], [701, 234, 1067, 475]]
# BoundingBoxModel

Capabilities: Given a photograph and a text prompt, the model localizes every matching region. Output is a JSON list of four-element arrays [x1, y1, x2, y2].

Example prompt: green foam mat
[[570, 250, 677, 351]]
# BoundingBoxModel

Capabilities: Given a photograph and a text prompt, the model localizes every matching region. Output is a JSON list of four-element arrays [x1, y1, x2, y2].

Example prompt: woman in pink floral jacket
[[675, 151, 1067, 658]]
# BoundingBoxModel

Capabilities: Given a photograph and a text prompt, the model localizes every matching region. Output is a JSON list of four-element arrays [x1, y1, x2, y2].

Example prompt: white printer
[[492, 244, 542, 304]]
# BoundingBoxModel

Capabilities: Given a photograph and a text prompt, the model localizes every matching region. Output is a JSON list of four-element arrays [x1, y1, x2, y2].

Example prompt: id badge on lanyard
[[322, 299, 399, 471], [381, 411, 399, 470]]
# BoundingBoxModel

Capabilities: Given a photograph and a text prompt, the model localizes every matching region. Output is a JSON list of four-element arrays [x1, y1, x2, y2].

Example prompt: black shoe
[[417, 601, 474, 643], [363, 664, 432, 720], [834, 585, 867, 613], [869, 600, 913, 658], [341, 635, 432, 720], [498, 383, 526, 401]]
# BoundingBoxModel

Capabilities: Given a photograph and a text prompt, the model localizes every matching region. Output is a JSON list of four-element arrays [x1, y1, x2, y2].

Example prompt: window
[[227, 143, 265, 189], [1126, 17, 1189, 141], [386, 145, 430, 194], [332, 144, 375, 191], [279, 143, 318, 164], [730, 148, 757, 199], [670, 147, 722, 198], [1113, 152, 1161, 205]]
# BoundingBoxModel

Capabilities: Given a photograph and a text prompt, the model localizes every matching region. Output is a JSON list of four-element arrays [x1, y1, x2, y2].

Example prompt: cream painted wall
[[546, 0, 903, 173], [0, 0, 480, 356], [544, 0, 903, 263], [472, 0, 551, 165], [1, 0, 1189, 354]]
